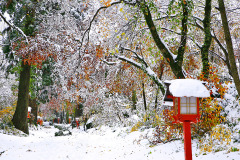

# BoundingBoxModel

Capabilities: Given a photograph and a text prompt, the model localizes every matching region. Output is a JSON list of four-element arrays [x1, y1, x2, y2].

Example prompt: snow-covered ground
[[0, 125, 239, 160]]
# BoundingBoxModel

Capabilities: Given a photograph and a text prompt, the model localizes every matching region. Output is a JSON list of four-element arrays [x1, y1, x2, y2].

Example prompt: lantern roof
[[168, 79, 210, 98]]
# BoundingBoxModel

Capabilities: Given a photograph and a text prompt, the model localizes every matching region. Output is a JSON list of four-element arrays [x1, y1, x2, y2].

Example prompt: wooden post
[[183, 121, 192, 160]]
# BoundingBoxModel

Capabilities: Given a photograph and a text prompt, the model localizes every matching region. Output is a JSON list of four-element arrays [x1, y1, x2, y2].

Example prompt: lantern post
[[164, 79, 210, 160], [183, 121, 192, 160]]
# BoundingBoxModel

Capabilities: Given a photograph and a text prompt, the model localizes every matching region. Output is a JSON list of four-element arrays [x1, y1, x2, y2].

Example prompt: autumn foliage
[[100, 0, 112, 7], [12, 36, 58, 69], [152, 109, 182, 144], [193, 66, 227, 136]]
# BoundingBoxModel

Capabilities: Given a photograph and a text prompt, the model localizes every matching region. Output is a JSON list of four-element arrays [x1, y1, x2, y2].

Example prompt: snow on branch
[[102, 59, 118, 65], [117, 55, 142, 69], [0, 12, 28, 44], [116, 55, 165, 95], [120, 47, 148, 67], [192, 15, 204, 22]]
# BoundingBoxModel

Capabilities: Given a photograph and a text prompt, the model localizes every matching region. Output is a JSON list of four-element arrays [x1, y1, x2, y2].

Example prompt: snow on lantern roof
[[169, 79, 210, 97], [28, 107, 32, 112]]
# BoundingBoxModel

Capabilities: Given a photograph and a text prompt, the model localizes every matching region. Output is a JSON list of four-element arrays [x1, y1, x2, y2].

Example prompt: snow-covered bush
[[0, 73, 17, 109], [87, 93, 134, 128], [220, 82, 240, 125], [219, 82, 240, 146], [151, 109, 182, 144], [198, 124, 231, 154], [0, 105, 27, 136], [0, 53, 17, 130], [0, 106, 15, 127], [197, 80, 240, 154]]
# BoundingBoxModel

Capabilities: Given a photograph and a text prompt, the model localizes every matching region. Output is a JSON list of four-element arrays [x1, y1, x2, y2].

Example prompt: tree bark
[[201, 0, 212, 79], [12, 61, 31, 134], [132, 89, 137, 110], [142, 83, 147, 111], [218, 0, 240, 97], [154, 87, 159, 110]]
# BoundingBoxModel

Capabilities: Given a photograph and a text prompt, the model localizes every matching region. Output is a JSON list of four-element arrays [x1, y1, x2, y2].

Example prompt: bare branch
[[192, 15, 204, 22], [80, 0, 137, 49], [155, 15, 177, 21], [116, 55, 165, 95], [161, 27, 181, 35], [188, 36, 202, 49], [209, 50, 226, 63]]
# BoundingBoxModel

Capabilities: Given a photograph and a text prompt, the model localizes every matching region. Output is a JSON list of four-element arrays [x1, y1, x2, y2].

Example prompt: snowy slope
[[0, 125, 239, 160]]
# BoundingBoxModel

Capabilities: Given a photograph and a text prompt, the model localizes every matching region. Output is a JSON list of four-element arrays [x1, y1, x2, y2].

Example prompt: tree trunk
[[201, 0, 212, 79], [218, 0, 240, 97], [132, 89, 137, 110], [142, 83, 147, 111], [12, 61, 31, 134], [154, 87, 159, 110]]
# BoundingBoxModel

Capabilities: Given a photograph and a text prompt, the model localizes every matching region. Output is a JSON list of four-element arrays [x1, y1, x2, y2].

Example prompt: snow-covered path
[[0, 126, 239, 160], [0, 126, 164, 160]]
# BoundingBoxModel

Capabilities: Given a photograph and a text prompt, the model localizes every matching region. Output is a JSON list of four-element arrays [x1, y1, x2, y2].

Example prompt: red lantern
[[170, 96, 200, 123], [164, 79, 210, 160]]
